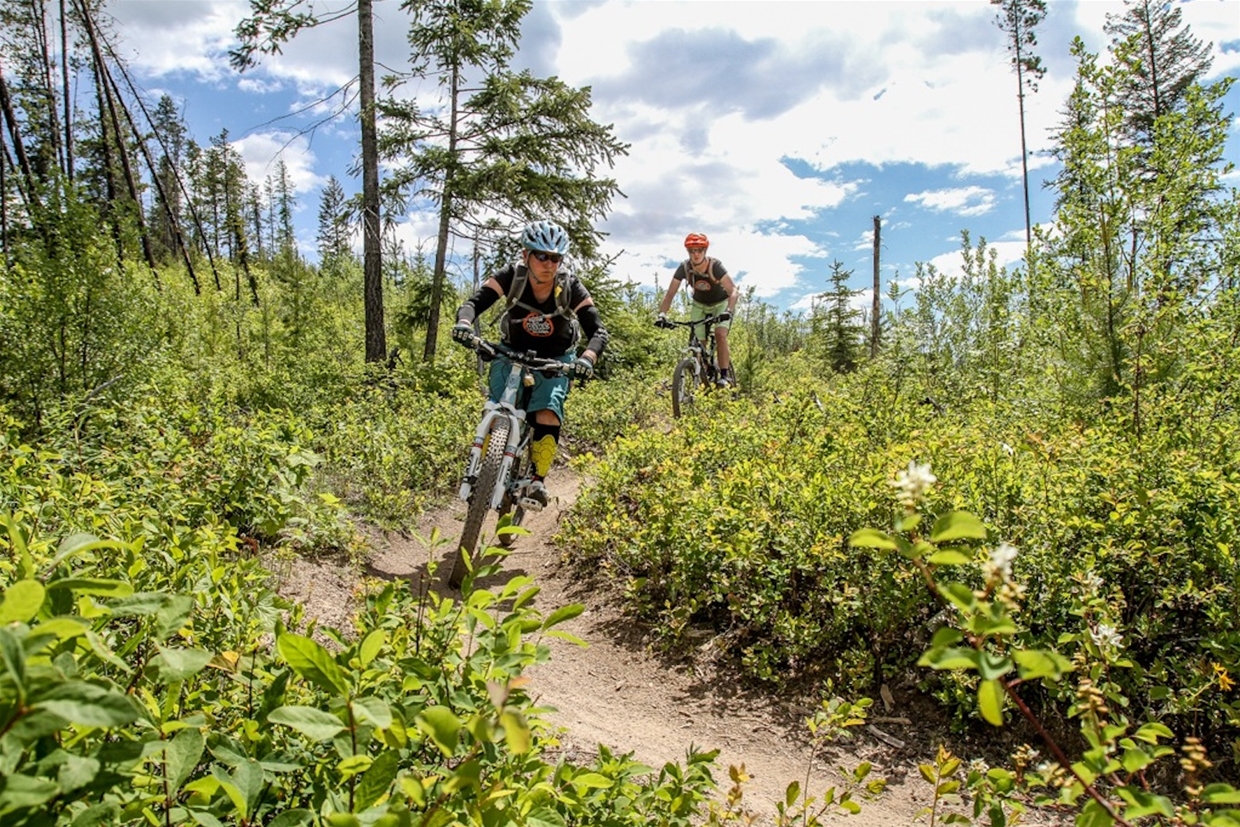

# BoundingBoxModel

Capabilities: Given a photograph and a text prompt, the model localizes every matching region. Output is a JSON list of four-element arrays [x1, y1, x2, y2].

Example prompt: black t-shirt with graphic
[[673, 257, 729, 305], [495, 264, 591, 357]]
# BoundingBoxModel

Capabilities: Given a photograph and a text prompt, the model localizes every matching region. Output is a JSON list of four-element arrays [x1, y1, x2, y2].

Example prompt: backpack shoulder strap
[[503, 263, 526, 308]]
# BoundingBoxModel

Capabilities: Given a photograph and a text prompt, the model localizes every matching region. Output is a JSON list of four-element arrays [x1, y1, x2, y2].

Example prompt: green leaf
[[354, 750, 400, 812], [0, 579, 45, 623], [0, 627, 26, 696], [0, 772, 60, 810], [542, 603, 584, 630], [277, 633, 350, 696], [1116, 788, 1174, 819], [49, 533, 120, 569], [938, 582, 978, 612], [1076, 803, 1116, 827], [154, 595, 195, 640], [31, 681, 139, 727], [267, 810, 316, 827], [68, 801, 121, 827], [358, 629, 386, 668], [927, 550, 972, 566], [929, 512, 988, 543], [351, 696, 393, 730], [978, 678, 1004, 726], [847, 528, 899, 550], [165, 727, 205, 793], [151, 645, 213, 682], [417, 706, 461, 756], [500, 709, 531, 755], [929, 627, 963, 647], [571, 772, 615, 790], [1132, 722, 1173, 743], [977, 652, 1012, 681], [45, 578, 134, 598], [1013, 649, 1073, 680], [3, 515, 35, 579], [268, 705, 347, 741], [918, 647, 980, 671], [1202, 784, 1240, 804], [546, 630, 588, 647], [1120, 748, 1154, 774]]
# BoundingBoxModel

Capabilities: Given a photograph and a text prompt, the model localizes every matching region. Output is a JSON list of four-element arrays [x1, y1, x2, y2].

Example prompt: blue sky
[[108, 0, 1240, 314]]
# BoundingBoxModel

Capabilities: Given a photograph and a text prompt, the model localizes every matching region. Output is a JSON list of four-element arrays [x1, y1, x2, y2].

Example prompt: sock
[[530, 422, 561, 479]]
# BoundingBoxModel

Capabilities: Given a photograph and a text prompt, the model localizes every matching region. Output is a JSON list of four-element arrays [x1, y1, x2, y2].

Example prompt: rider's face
[[525, 249, 561, 281], [687, 247, 707, 260]]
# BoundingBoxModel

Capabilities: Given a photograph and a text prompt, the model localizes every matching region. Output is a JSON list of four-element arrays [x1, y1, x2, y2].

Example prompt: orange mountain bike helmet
[[684, 232, 709, 250]]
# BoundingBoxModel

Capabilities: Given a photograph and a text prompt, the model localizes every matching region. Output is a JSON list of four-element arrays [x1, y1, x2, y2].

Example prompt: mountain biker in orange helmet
[[655, 232, 738, 387], [451, 220, 609, 509]]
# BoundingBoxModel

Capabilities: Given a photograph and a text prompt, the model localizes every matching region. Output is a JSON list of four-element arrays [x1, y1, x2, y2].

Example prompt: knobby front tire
[[451, 419, 511, 588], [498, 444, 530, 549], [672, 357, 699, 418]]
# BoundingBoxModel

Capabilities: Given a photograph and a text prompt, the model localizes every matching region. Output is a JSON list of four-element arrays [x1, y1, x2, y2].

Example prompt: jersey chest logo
[[694, 278, 714, 292], [521, 314, 554, 337]]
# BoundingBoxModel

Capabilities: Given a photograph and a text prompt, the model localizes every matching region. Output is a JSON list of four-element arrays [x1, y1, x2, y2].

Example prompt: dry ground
[[281, 466, 1073, 826]]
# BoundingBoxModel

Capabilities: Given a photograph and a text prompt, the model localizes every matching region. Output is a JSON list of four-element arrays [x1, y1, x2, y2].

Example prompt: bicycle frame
[[459, 358, 533, 511], [674, 316, 722, 382]]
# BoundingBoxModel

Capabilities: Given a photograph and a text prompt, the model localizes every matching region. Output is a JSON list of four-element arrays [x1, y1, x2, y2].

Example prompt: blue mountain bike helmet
[[520, 220, 570, 255]]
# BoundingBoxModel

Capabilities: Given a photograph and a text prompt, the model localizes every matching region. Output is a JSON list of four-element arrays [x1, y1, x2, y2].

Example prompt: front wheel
[[672, 357, 699, 418], [498, 441, 530, 548], [452, 419, 511, 588]]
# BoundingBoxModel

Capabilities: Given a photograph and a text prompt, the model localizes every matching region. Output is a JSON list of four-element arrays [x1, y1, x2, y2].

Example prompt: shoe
[[520, 480, 549, 511], [716, 375, 732, 389]]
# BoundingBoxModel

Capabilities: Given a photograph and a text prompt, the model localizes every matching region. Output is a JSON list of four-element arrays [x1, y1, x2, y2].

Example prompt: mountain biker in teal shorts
[[451, 220, 609, 509], [655, 232, 738, 387]]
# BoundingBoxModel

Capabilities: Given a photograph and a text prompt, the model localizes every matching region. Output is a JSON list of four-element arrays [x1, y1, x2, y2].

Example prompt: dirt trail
[[282, 466, 1065, 825]]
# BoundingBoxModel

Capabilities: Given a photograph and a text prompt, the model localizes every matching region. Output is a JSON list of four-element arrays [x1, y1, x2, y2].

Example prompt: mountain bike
[[451, 335, 575, 589], [657, 314, 726, 418]]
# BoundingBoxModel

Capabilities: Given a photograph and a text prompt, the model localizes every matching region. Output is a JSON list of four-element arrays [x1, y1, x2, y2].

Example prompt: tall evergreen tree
[[815, 260, 864, 373], [379, 0, 629, 361], [990, 0, 1046, 254], [1104, 0, 1212, 150], [147, 94, 186, 262], [316, 174, 350, 264]]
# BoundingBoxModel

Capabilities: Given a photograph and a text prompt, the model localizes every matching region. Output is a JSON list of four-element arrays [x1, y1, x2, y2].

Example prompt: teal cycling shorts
[[691, 299, 730, 340], [487, 352, 574, 422]]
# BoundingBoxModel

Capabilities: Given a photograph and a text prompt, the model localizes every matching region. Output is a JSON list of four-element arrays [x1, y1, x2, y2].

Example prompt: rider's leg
[[523, 361, 570, 509], [716, 326, 731, 371], [530, 410, 562, 481], [524, 410, 561, 509]]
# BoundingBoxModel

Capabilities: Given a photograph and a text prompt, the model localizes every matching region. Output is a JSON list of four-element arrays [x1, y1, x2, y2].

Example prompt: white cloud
[[232, 132, 324, 195], [905, 186, 996, 217]]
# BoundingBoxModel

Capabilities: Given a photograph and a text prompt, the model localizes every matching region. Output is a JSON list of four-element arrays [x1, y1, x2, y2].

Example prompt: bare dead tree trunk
[[0, 63, 39, 210], [30, 0, 65, 177], [77, 0, 159, 279], [59, 0, 73, 180], [871, 215, 881, 358], [423, 60, 461, 363]]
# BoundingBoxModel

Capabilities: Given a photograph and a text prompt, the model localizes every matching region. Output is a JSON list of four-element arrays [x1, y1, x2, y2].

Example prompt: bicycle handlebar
[[656, 314, 724, 328], [463, 334, 575, 375]]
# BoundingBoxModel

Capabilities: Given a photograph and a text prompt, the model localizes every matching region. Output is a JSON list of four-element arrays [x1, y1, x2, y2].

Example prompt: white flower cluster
[[985, 542, 1019, 583], [891, 460, 937, 508]]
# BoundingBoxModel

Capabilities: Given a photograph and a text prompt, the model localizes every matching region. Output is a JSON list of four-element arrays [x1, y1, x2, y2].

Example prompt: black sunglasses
[[530, 251, 563, 264]]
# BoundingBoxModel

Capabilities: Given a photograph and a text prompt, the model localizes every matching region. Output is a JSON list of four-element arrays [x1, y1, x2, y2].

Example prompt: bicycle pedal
[[518, 495, 546, 512]]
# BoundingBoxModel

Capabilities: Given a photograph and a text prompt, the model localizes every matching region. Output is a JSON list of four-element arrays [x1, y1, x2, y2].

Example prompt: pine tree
[[316, 175, 351, 265], [990, 0, 1047, 254], [816, 260, 864, 373], [379, 0, 629, 360], [1104, 0, 1212, 150]]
